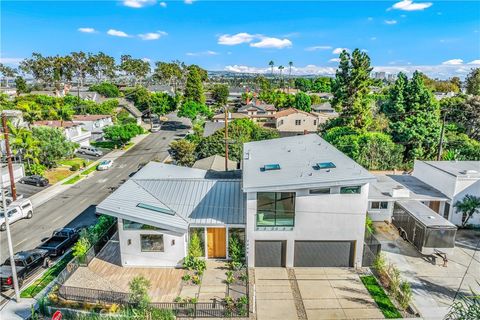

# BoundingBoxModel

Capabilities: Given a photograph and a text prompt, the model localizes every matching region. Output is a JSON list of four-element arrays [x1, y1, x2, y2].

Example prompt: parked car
[[38, 228, 80, 257], [97, 160, 113, 171], [0, 249, 50, 291], [78, 146, 103, 157], [151, 123, 161, 132], [19, 175, 49, 187], [0, 199, 33, 231]]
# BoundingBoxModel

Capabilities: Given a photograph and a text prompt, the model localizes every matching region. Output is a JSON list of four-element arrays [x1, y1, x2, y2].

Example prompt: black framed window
[[295, 120, 301, 125], [257, 192, 295, 227], [371, 201, 388, 209], [140, 234, 164, 252], [340, 186, 362, 194], [310, 188, 331, 195]]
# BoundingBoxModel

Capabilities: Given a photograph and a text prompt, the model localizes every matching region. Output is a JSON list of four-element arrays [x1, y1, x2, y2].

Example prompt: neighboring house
[[273, 108, 319, 135], [368, 174, 449, 222], [1, 163, 25, 188], [97, 134, 376, 268], [193, 155, 237, 171], [412, 161, 480, 226], [237, 102, 276, 122], [243, 134, 375, 268], [32, 120, 91, 147], [212, 113, 248, 123], [203, 121, 224, 137], [1, 110, 28, 128], [96, 162, 245, 267], [147, 85, 175, 96], [117, 98, 142, 125], [433, 92, 456, 101], [72, 115, 113, 141]]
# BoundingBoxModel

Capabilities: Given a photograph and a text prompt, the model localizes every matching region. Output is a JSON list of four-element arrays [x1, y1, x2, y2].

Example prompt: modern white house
[[412, 161, 480, 226], [32, 120, 91, 147], [97, 134, 379, 268], [243, 134, 375, 268], [72, 115, 113, 141]]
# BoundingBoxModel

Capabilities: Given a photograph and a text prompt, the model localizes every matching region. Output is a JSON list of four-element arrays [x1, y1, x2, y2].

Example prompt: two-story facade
[[273, 108, 319, 135], [72, 115, 113, 141], [32, 120, 91, 146]]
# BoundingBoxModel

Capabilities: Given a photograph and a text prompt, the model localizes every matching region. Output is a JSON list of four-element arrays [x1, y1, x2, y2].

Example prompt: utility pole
[[224, 106, 229, 171], [0, 164, 21, 302], [437, 110, 447, 161], [1, 113, 17, 200]]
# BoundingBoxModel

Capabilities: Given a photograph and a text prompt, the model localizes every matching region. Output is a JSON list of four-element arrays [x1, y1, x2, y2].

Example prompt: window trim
[[340, 186, 362, 194], [295, 119, 301, 126], [256, 192, 296, 227], [140, 234, 164, 252]]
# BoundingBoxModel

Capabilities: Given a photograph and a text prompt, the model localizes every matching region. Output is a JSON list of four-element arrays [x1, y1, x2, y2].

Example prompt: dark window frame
[[256, 192, 296, 227], [295, 120, 301, 126], [140, 234, 164, 252], [309, 188, 331, 195], [340, 186, 362, 194]]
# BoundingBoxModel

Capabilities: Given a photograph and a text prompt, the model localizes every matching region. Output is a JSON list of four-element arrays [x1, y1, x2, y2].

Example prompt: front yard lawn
[[44, 167, 74, 184], [360, 275, 402, 319], [62, 174, 83, 185], [21, 252, 74, 298], [58, 157, 90, 168]]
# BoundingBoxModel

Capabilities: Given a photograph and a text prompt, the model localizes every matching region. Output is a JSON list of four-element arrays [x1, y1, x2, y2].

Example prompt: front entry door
[[207, 228, 226, 258]]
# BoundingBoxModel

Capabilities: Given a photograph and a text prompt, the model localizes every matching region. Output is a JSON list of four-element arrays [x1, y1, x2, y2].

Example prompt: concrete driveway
[[254, 268, 384, 320], [375, 222, 480, 320]]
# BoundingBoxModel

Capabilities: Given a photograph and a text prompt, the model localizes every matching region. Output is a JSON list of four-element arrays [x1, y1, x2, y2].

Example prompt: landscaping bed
[[62, 161, 99, 185], [360, 275, 402, 319]]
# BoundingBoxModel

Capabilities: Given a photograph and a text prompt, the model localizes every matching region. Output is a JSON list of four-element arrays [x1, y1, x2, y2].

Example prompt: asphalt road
[[0, 114, 189, 262]]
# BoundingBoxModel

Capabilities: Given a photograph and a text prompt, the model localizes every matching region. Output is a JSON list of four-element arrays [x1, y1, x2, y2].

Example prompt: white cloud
[[370, 37, 377, 41], [361, 49, 369, 53], [400, 14, 407, 18], [186, 50, 219, 56], [442, 59, 463, 65], [142, 58, 151, 62], [123, 0, 156, 8], [250, 37, 292, 49], [184, 0, 194, 4], [385, 20, 398, 25], [159, 2, 167, 7], [332, 47, 349, 54], [391, 0, 432, 11], [468, 60, 480, 65], [218, 33, 255, 45], [0, 57, 23, 65], [305, 45, 332, 51], [367, 17, 373, 21], [329, 58, 341, 63], [138, 31, 167, 40], [78, 27, 96, 33], [107, 29, 130, 37]]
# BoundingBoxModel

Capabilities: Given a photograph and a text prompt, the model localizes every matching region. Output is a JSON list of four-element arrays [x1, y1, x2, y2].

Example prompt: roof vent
[[390, 186, 410, 198], [314, 162, 336, 170], [261, 164, 281, 172], [461, 170, 479, 175], [137, 203, 175, 216]]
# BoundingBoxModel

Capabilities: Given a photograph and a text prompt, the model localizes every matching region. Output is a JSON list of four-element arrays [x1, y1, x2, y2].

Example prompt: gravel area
[[287, 268, 308, 320]]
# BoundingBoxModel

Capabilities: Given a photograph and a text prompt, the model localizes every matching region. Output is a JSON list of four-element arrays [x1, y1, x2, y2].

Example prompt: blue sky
[[1, 0, 479, 78]]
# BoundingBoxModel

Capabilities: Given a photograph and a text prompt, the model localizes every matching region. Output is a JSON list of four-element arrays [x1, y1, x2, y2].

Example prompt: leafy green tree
[[444, 132, 480, 160], [20, 53, 54, 88], [445, 287, 480, 320], [211, 84, 229, 107], [294, 92, 312, 112], [454, 195, 480, 227], [332, 49, 373, 129], [129, 276, 151, 310], [8, 124, 41, 174], [188, 231, 204, 258], [169, 139, 196, 166], [466, 68, 480, 95], [14, 76, 29, 94], [89, 82, 120, 97], [104, 123, 143, 147], [312, 77, 332, 93], [116, 109, 137, 125], [184, 67, 205, 104], [153, 60, 185, 92], [120, 55, 151, 85], [177, 100, 212, 120], [70, 51, 91, 91], [294, 78, 312, 92], [124, 86, 151, 111], [32, 126, 78, 167], [382, 71, 441, 162], [89, 52, 116, 82], [187, 64, 208, 82], [150, 92, 177, 116], [0, 63, 17, 87], [268, 60, 275, 75], [421, 73, 461, 93]]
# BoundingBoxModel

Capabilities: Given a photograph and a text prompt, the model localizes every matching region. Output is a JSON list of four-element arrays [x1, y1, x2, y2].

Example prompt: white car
[[0, 199, 33, 231], [151, 123, 161, 132], [97, 160, 113, 171]]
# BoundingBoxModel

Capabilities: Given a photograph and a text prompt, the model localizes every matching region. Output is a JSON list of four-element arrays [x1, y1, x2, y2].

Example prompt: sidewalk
[[29, 133, 150, 208], [0, 297, 36, 320]]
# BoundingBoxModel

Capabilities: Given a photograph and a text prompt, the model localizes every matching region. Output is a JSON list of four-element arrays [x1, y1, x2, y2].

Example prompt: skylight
[[137, 203, 175, 216], [261, 164, 281, 172], [315, 162, 336, 170]]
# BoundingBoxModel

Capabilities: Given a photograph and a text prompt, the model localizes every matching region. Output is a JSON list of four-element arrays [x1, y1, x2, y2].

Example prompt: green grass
[[58, 157, 91, 167], [91, 141, 116, 149], [63, 174, 83, 185], [21, 252, 74, 298], [81, 164, 98, 176], [122, 142, 134, 150], [360, 275, 403, 319]]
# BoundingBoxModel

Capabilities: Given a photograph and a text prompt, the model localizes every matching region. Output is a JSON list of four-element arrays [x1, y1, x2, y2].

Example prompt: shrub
[[228, 233, 245, 264], [89, 82, 120, 98], [128, 276, 151, 310], [191, 275, 201, 285], [72, 235, 90, 263], [182, 274, 191, 282], [148, 308, 175, 320], [398, 281, 412, 310], [365, 216, 375, 234], [373, 253, 388, 284], [225, 271, 234, 285], [188, 231, 203, 258], [71, 163, 80, 171]]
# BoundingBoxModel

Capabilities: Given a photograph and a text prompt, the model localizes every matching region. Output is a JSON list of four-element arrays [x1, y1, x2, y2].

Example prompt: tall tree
[[70, 51, 91, 92], [20, 53, 54, 88], [454, 195, 480, 227], [331, 49, 374, 129], [14, 76, 29, 95], [278, 65, 285, 91], [288, 61, 293, 92], [184, 67, 205, 104], [383, 71, 441, 161], [0, 63, 17, 87], [153, 61, 184, 92], [211, 84, 229, 107], [120, 55, 151, 85], [294, 92, 311, 112], [89, 52, 116, 82], [466, 68, 480, 96], [268, 60, 275, 76]]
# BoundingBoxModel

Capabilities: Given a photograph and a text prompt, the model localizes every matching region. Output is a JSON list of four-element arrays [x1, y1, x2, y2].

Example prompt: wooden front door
[[207, 228, 226, 258]]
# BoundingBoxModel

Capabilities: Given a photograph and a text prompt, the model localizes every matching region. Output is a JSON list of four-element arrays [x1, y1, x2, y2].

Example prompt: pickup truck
[[0, 249, 50, 291], [0, 199, 33, 231], [38, 228, 80, 257]]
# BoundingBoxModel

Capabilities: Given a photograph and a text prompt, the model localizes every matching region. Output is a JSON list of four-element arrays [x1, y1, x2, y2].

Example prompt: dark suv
[[19, 175, 49, 187], [0, 249, 50, 290]]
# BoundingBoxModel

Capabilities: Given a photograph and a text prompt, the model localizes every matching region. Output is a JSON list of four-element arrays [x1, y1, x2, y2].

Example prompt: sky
[[1, 0, 479, 79]]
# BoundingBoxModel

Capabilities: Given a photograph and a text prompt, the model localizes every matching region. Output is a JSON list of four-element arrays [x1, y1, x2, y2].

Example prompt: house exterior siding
[[275, 113, 318, 133]]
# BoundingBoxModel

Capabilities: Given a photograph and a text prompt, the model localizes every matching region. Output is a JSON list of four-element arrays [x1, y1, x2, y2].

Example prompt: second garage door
[[255, 241, 286, 267], [294, 241, 354, 267]]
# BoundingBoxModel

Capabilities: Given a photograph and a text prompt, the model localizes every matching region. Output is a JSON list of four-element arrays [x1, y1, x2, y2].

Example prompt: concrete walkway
[[179, 260, 229, 302]]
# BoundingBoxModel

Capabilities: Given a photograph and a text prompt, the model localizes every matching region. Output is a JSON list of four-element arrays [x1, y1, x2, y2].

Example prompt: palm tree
[[278, 65, 285, 92], [8, 124, 41, 173], [268, 61, 275, 77], [288, 61, 293, 93], [454, 195, 480, 227]]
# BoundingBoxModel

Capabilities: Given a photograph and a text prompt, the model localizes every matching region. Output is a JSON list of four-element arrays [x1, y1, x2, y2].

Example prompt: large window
[[340, 186, 362, 194], [257, 192, 295, 227], [140, 234, 164, 252], [123, 219, 162, 230], [371, 202, 388, 209]]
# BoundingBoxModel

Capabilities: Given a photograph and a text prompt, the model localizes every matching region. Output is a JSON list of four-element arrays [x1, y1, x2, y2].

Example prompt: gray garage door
[[294, 241, 354, 267], [255, 241, 286, 267]]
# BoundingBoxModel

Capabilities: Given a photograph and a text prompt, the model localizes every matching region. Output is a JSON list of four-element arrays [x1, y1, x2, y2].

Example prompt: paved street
[[0, 114, 189, 262]]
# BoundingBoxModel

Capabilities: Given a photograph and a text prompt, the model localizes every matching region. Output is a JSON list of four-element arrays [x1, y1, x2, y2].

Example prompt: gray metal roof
[[396, 200, 456, 228], [96, 162, 245, 233], [203, 121, 224, 137], [193, 155, 237, 171], [369, 174, 449, 201], [243, 134, 375, 192], [418, 161, 480, 178]]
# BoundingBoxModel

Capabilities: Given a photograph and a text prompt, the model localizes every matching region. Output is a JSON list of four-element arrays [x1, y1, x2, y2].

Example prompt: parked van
[[78, 146, 103, 157], [0, 199, 33, 231]]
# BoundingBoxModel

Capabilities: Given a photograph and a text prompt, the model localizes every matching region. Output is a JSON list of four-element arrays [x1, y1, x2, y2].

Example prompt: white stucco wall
[[451, 180, 480, 226], [246, 184, 369, 268], [276, 113, 318, 133], [118, 219, 187, 267], [367, 201, 393, 222], [412, 161, 457, 198]]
